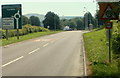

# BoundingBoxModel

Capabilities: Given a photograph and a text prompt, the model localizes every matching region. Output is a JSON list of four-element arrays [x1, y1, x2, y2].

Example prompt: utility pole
[[84, 7, 88, 30]]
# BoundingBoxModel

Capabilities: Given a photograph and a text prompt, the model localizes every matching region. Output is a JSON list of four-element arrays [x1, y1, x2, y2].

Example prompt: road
[[2, 31, 86, 76]]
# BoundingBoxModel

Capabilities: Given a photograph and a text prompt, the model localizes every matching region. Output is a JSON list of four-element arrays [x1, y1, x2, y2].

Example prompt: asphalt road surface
[[2, 31, 86, 76]]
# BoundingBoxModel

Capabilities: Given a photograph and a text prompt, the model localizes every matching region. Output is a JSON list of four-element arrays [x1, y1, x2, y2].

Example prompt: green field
[[84, 29, 119, 76], [1, 31, 62, 46]]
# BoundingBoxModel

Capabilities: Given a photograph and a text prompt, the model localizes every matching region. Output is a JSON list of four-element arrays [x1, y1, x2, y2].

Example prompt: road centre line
[[43, 43, 49, 47], [2, 56, 24, 68], [28, 48, 40, 54]]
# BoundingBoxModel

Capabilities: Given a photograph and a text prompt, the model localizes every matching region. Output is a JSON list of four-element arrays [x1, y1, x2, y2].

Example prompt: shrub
[[1, 24, 49, 39], [112, 21, 120, 54]]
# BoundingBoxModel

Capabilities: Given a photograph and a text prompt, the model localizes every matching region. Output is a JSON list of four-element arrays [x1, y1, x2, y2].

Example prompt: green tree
[[76, 19, 84, 30], [95, 10, 105, 28], [69, 21, 76, 29], [72, 17, 84, 30], [60, 17, 84, 30], [22, 15, 29, 26], [84, 12, 96, 29], [43, 11, 60, 30], [29, 16, 41, 26]]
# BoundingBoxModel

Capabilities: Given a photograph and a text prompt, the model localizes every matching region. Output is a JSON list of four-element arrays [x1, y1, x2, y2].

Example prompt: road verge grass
[[1, 31, 62, 46], [83, 29, 119, 76]]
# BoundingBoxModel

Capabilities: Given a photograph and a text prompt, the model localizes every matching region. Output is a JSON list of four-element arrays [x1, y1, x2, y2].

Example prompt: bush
[[112, 21, 120, 54], [1, 24, 49, 39]]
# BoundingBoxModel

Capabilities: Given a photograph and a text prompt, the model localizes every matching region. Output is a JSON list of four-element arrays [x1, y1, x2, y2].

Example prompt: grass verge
[[1, 31, 62, 46], [83, 29, 119, 76]]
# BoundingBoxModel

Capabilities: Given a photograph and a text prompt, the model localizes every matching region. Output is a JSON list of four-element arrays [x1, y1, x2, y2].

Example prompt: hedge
[[112, 21, 120, 55], [1, 24, 49, 39]]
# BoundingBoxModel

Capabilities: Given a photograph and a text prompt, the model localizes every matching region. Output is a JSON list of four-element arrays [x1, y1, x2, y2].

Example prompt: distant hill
[[24, 13, 45, 21], [24, 13, 82, 21], [60, 16, 83, 19]]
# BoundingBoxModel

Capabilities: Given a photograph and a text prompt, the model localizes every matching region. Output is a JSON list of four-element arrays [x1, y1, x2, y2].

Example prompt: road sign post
[[98, 2, 119, 63], [105, 21, 113, 63], [2, 4, 22, 40], [98, 2, 119, 20], [108, 29, 111, 63], [6, 29, 8, 40], [14, 10, 21, 39]]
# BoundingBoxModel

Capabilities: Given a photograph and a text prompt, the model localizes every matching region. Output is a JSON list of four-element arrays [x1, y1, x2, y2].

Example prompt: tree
[[95, 10, 105, 28], [22, 15, 29, 26], [29, 16, 41, 26], [43, 11, 60, 30], [60, 17, 84, 30], [76, 19, 84, 30], [72, 17, 84, 30], [84, 12, 96, 29], [69, 21, 76, 29]]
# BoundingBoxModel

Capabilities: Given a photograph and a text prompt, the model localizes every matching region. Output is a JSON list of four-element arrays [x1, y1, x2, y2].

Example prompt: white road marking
[[2, 56, 24, 67], [29, 48, 40, 54], [43, 43, 49, 47], [82, 36, 87, 76]]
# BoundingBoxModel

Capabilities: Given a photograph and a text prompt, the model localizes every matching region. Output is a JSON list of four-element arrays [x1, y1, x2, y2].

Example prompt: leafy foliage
[[112, 21, 120, 55], [29, 16, 41, 26], [43, 11, 60, 30], [84, 29, 119, 76], [2, 24, 49, 39], [84, 12, 97, 29], [22, 15, 29, 25], [60, 17, 84, 30]]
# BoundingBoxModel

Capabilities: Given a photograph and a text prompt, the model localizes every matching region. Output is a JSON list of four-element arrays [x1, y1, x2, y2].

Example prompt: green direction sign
[[2, 4, 22, 29]]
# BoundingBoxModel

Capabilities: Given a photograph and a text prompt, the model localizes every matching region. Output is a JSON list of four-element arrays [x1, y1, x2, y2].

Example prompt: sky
[[0, 0, 98, 17]]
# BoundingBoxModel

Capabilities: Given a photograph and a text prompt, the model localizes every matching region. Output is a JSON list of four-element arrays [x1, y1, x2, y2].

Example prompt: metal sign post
[[98, 2, 119, 63], [6, 29, 8, 40], [105, 21, 113, 63], [2, 4, 22, 40], [108, 29, 111, 63], [14, 10, 21, 39]]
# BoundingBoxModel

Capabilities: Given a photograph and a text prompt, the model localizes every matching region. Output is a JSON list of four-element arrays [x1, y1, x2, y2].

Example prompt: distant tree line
[[22, 15, 41, 26], [60, 17, 84, 30], [22, 11, 102, 30]]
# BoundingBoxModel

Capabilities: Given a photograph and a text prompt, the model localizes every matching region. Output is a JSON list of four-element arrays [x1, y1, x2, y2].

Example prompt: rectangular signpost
[[2, 4, 22, 40], [98, 2, 119, 63]]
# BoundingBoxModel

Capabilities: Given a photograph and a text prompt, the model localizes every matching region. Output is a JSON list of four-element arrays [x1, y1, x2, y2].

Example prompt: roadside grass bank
[[1, 31, 62, 46], [83, 29, 119, 76]]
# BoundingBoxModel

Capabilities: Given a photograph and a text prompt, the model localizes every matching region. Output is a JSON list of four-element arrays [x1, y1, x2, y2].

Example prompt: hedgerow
[[112, 21, 120, 56], [1, 24, 49, 39]]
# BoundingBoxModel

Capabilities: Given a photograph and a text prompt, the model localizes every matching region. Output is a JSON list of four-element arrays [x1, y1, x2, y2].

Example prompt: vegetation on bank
[[1, 30, 62, 46], [0, 24, 62, 46], [1, 24, 49, 39], [84, 21, 120, 76]]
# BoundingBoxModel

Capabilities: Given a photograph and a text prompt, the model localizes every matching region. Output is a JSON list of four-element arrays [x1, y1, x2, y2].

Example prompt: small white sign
[[2, 18, 14, 29]]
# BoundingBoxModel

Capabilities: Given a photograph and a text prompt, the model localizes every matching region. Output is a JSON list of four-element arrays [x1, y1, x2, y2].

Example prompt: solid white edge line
[[29, 48, 40, 54], [2, 56, 24, 67], [43, 43, 49, 47], [82, 34, 87, 76]]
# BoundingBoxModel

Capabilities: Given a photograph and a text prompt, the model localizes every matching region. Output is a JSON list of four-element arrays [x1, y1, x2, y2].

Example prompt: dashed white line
[[29, 48, 40, 54], [43, 43, 49, 47], [2, 56, 24, 67]]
